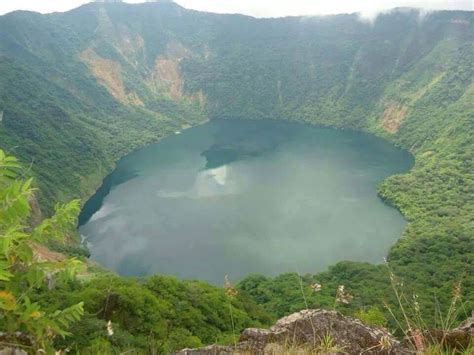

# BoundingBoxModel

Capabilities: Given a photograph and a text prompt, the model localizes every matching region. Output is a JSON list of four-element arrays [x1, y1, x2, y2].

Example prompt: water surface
[[79, 120, 413, 283]]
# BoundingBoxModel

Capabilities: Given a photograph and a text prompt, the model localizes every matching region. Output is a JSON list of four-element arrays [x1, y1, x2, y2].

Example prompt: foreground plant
[[0, 150, 84, 352], [384, 262, 472, 354], [224, 274, 238, 348]]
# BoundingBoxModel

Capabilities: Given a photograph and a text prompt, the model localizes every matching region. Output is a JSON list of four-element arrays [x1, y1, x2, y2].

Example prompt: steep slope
[[0, 1, 472, 337], [0, 4, 208, 209], [0, 4, 471, 204], [0, 3, 471, 202]]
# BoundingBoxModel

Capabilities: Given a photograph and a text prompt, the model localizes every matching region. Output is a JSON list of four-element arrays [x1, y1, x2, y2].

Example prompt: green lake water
[[79, 120, 413, 283]]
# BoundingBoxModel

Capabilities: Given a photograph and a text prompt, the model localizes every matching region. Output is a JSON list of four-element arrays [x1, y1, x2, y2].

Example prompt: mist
[[177, 0, 472, 20], [0, 0, 472, 17]]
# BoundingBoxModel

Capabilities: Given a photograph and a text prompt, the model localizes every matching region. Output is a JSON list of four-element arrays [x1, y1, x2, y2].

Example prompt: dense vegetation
[[0, 2, 472, 352], [34, 274, 273, 352]]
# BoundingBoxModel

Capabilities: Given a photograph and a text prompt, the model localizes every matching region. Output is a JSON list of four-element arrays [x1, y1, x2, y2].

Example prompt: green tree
[[0, 150, 84, 352], [354, 306, 388, 327]]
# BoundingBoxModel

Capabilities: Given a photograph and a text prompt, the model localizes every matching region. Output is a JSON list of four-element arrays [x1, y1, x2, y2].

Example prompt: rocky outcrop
[[0, 349, 27, 355], [0, 332, 31, 355], [176, 309, 406, 354], [423, 312, 474, 351], [177, 310, 474, 354]]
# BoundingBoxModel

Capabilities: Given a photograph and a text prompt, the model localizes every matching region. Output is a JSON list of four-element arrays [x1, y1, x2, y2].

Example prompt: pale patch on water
[[82, 213, 130, 250], [207, 165, 227, 186], [89, 203, 115, 222], [80, 234, 93, 250], [155, 190, 187, 198], [157, 165, 236, 199]]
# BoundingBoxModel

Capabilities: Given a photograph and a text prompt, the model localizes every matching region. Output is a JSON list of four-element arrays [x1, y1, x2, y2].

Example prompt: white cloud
[[177, 0, 473, 18], [0, 0, 472, 17]]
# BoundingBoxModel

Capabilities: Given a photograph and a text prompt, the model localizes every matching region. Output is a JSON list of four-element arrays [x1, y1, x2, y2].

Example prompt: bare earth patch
[[31, 243, 66, 263], [153, 57, 184, 100], [80, 48, 144, 106], [382, 102, 409, 133]]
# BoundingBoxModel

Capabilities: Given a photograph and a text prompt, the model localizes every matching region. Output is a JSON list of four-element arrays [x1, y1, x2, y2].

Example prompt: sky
[[0, 0, 472, 18]]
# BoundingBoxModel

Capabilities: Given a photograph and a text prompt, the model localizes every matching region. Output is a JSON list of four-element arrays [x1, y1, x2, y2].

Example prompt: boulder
[[423, 312, 474, 351], [175, 309, 406, 354]]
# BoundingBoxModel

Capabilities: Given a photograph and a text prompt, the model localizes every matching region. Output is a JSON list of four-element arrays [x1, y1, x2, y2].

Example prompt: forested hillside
[[0, 2, 472, 352]]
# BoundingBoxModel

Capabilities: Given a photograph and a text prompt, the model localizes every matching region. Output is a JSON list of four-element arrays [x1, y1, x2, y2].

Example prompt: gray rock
[[456, 312, 474, 333], [175, 309, 407, 354], [422, 312, 474, 351], [176, 345, 234, 355], [0, 350, 27, 355]]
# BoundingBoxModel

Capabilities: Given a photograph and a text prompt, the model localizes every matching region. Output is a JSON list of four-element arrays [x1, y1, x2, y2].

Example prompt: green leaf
[[0, 261, 13, 281]]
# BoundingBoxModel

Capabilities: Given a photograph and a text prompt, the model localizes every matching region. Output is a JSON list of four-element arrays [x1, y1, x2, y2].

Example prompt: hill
[[0, 2, 472, 352]]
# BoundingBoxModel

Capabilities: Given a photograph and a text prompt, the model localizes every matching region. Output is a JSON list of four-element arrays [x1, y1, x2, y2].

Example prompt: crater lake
[[79, 120, 413, 283]]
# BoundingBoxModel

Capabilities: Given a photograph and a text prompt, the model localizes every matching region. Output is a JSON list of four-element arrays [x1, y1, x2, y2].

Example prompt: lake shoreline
[[77, 118, 210, 226], [79, 119, 413, 283]]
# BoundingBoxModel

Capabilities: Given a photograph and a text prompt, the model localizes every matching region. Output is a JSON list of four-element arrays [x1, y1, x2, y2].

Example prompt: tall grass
[[384, 263, 473, 354]]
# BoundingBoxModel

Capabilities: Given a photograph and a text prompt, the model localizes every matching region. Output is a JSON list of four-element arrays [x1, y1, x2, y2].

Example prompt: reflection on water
[[156, 165, 233, 199], [79, 120, 413, 283]]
